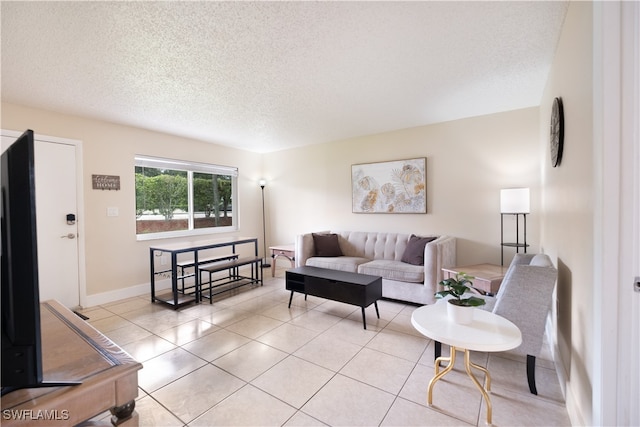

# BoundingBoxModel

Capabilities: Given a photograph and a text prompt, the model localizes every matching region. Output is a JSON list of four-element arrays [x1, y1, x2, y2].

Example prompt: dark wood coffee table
[[286, 266, 382, 329]]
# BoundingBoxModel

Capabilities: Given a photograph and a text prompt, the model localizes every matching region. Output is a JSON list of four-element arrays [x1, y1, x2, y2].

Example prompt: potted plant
[[435, 272, 485, 324]]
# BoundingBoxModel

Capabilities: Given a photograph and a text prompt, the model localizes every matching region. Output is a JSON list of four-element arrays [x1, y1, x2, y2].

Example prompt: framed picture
[[352, 157, 426, 213]]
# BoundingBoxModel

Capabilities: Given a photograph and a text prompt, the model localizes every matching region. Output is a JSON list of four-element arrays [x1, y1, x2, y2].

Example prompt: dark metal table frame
[[149, 236, 259, 308]]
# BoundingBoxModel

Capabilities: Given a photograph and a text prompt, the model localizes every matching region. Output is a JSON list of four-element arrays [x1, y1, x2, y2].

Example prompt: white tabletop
[[411, 303, 522, 352]]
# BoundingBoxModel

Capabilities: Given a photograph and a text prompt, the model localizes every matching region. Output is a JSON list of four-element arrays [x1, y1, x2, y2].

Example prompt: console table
[[149, 236, 260, 308], [269, 244, 295, 277], [411, 303, 521, 425], [441, 263, 507, 295], [286, 266, 381, 329], [1, 300, 142, 426]]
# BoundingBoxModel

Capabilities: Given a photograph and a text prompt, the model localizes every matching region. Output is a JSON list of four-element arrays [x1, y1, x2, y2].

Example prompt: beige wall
[[1, 103, 264, 301], [2, 102, 542, 300], [539, 2, 593, 425], [264, 107, 542, 267]]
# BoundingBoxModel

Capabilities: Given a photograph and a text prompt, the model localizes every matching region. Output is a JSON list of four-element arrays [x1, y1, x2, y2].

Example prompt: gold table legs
[[427, 346, 494, 425]]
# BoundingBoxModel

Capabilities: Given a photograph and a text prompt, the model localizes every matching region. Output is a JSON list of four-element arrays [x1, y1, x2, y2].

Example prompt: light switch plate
[[107, 207, 119, 217]]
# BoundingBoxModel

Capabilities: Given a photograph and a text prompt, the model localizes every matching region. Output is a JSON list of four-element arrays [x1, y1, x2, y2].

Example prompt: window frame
[[135, 155, 238, 241]]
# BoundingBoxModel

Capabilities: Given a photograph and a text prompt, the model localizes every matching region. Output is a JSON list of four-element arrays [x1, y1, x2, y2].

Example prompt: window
[[135, 155, 238, 240]]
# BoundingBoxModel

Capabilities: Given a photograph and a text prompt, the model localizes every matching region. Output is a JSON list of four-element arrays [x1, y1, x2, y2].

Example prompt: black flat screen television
[[1, 130, 80, 395], [1, 129, 43, 394]]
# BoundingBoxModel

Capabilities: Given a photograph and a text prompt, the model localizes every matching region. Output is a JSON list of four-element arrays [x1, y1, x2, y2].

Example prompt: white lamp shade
[[500, 188, 530, 213]]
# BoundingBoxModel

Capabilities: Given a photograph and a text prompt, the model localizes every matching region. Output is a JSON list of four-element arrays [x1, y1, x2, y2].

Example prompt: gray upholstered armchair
[[435, 253, 558, 394], [485, 253, 557, 394]]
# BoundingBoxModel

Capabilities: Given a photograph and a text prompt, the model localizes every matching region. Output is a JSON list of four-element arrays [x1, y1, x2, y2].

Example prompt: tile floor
[[80, 269, 571, 426]]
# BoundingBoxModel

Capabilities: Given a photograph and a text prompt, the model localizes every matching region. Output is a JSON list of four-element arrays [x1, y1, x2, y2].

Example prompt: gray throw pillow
[[312, 233, 343, 257], [401, 235, 436, 265]]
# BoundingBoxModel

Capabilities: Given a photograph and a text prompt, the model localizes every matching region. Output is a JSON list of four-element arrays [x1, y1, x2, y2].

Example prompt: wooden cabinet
[[1, 300, 142, 426]]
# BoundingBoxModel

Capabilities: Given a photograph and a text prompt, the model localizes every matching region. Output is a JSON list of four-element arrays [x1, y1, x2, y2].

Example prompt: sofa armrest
[[423, 235, 456, 291], [295, 231, 330, 267]]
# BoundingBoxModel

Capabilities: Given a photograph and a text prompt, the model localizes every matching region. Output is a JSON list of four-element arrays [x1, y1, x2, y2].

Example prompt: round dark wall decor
[[550, 97, 564, 167]]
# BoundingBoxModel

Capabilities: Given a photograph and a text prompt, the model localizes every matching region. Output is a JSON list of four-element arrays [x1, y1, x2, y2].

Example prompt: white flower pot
[[447, 300, 474, 325]]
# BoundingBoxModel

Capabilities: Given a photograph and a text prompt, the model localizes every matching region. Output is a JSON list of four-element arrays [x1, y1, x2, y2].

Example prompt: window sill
[[136, 225, 238, 241]]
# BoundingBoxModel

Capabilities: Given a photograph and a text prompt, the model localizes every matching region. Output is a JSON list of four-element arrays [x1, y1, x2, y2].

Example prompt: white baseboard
[[547, 316, 585, 426], [83, 278, 172, 308]]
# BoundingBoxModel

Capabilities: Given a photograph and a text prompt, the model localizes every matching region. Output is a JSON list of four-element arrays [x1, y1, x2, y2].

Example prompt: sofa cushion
[[312, 233, 343, 257], [358, 260, 424, 283], [306, 256, 370, 273], [400, 234, 436, 265]]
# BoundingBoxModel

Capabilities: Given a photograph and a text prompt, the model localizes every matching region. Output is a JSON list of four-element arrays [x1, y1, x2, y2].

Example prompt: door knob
[[61, 233, 76, 239]]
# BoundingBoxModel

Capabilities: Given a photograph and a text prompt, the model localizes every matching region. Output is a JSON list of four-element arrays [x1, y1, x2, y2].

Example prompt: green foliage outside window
[[135, 168, 188, 220], [135, 160, 236, 236], [193, 172, 232, 228]]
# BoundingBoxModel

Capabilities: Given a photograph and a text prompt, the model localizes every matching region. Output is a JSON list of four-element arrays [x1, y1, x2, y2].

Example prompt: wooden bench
[[177, 254, 239, 294], [199, 256, 263, 302]]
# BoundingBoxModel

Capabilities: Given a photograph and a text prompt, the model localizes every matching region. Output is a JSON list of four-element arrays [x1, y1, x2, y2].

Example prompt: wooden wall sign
[[92, 174, 120, 190]]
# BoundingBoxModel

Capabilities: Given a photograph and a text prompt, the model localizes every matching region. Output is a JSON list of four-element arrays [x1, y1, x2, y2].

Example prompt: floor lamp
[[500, 188, 530, 265], [259, 179, 271, 268]]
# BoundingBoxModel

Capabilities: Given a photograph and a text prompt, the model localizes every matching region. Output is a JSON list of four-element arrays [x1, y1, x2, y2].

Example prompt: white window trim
[[135, 155, 238, 241], [135, 155, 238, 176]]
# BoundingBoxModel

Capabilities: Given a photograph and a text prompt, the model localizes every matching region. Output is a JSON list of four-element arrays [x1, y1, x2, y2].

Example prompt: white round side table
[[411, 303, 522, 425]]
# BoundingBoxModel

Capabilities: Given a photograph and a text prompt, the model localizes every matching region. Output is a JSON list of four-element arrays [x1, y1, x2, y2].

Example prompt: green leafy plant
[[435, 272, 486, 307]]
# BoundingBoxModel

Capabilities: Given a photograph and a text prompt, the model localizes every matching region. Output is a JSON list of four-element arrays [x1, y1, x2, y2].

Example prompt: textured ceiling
[[1, 1, 568, 153]]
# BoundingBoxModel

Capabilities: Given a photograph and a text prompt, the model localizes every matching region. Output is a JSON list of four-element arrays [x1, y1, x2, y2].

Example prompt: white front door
[[1, 131, 84, 309], [33, 140, 81, 308]]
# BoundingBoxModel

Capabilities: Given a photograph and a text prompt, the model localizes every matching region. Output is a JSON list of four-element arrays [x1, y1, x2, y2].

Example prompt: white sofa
[[295, 231, 456, 305]]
